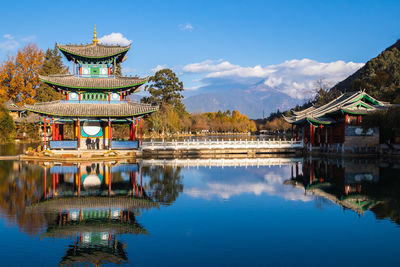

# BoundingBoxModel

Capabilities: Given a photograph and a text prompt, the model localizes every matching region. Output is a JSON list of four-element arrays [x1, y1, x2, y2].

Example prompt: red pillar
[[109, 168, 112, 196], [66, 92, 69, 101], [108, 120, 112, 148], [78, 92, 81, 102], [309, 124, 314, 147], [77, 119, 81, 148], [44, 167, 47, 198], [140, 117, 143, 147], [132, 118, 136, 141], [52, 174, 56, 197], [78, 165, 81, 196], [59, 90, 61, 101], [344, 114, 349, 126], [140, 167, 143, 197], [52, 118, 56, 140], [120, 93, 123, 101], [43, 117, 47, 149]]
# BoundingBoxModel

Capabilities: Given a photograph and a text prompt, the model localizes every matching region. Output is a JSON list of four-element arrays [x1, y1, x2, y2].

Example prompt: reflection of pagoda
[[30, 163, 158, 266], [285, 159, 379, 214]]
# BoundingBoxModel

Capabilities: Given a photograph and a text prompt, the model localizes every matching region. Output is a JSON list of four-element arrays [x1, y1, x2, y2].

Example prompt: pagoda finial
[[93, 25, 98, 46]]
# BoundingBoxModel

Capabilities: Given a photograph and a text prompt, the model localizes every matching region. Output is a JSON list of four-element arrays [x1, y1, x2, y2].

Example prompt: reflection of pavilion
[[285, 159, 379, 214], [30, 163, 158, 266], [40, 163, 147, 199]]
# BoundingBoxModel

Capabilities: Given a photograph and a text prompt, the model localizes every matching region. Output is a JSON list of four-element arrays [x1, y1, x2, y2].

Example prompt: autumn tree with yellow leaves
[[0, 44, 44, 105]]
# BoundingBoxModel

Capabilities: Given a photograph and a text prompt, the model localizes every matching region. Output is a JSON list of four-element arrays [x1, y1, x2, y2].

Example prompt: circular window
[[83, 174, 101, 190], [82, 121, 101, 136], [355, 128, 363, 135], [70, 92, 78, 100], [112, 93, 120, 100]]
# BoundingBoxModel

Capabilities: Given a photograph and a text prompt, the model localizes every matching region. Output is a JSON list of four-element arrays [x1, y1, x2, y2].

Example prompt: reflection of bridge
[[139, 158, 302, 168], [143, 139, 303, 150]]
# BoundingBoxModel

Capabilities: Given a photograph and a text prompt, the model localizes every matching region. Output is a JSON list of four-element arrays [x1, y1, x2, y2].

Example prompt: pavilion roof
[[283, 91, 389, 125], [25, 101, 158, 118], [57, 43, 130, 62], [28, 196, 159, 212], [14, 112, 41, 124], [42, 220, 148, 238], [3, 100, 24, 111], [39, 74, 147, 90]]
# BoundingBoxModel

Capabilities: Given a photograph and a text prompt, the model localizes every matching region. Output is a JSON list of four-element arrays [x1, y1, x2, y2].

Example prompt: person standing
[[86, 137, 91, 149]]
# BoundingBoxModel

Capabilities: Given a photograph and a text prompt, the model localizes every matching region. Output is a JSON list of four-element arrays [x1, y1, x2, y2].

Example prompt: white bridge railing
[[142, 139, 303, 150]]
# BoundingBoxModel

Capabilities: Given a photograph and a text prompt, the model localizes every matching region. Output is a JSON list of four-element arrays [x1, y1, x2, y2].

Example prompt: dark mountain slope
[[331, 39, 400, 103]]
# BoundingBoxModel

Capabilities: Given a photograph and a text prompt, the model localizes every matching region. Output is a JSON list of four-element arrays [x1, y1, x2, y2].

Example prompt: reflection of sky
[[182, 165, 311, 202]]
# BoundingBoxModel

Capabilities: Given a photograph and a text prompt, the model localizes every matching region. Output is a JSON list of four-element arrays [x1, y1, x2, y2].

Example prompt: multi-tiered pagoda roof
[[25, 26, 158, 150]]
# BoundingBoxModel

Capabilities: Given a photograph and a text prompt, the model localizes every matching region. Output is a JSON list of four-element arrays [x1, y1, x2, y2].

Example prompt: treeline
[[144, 104, 256, 136]]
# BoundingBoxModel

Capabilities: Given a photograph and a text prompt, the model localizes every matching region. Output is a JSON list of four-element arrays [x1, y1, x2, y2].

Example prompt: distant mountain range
[[184, 82, 304, 119]]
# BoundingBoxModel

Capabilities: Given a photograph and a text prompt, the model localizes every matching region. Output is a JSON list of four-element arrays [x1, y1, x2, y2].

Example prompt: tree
[[144, 165, 184, 204], [36, 45, 69, 102], [143, 69, 185, 111], [0, 44, 44, 105], [0, 104, 16, 142]]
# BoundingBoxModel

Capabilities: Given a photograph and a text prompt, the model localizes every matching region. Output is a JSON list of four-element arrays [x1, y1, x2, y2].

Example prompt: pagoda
[[26, 26, 158, 150]]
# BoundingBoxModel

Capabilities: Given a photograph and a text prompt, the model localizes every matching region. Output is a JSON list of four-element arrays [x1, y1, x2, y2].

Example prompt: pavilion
[[25, 26, 158, 150], [283, 91, 390, 152]]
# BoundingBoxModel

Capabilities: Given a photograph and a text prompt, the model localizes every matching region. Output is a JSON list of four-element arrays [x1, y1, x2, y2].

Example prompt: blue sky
[[1, 0, 399, 101]]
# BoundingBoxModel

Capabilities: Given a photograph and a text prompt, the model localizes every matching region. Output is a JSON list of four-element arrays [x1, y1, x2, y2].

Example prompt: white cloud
[[98, 33, 131, 46], [184, 167, 311, 202], [0, 34, 20, 51], [179, 23, 194, 31], [185, 180, 310, 201], [183, 59, 238, 73], [182, 58, 364, 99], [151, 64, 167, 73]]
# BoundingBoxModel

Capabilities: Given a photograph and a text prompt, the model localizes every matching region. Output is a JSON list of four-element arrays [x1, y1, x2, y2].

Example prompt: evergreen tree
[[36, 45, 68, 102], [142, 68, 185, 112]]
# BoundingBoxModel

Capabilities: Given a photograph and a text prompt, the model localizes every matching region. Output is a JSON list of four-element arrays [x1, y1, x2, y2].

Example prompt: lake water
[[0, 156, 399, 266]]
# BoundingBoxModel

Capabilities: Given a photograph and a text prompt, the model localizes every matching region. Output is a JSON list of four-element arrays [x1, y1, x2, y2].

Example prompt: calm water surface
[[0, 155, 399, 266]]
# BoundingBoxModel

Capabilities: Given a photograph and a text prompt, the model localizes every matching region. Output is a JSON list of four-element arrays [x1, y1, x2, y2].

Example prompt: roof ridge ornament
[[93, 25, 98, 46]]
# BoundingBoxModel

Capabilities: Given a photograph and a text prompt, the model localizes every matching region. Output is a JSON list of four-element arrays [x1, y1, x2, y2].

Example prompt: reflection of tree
[[0, 162, 45, 235], [143, 166, 184, 204], [366, 167, 400, 225]]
